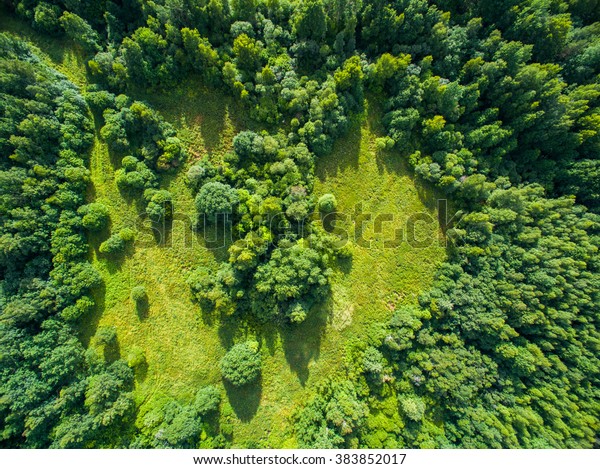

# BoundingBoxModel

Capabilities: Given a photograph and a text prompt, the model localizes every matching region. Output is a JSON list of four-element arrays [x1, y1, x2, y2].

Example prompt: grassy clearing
[[313, 99, 446, 337], [82, 93, 446, 447], [1, 11, 446, 447], [83, 86, 245, 414], [0, 9, 87, 87]]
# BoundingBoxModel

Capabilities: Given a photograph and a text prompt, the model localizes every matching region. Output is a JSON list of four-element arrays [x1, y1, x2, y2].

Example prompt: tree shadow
[[104, 335, 121, 363], [366, 95, 440, 218], [135, 297, 150, 320], [255, 321, 279, 357], [321, 211, 338, 233], [223, 376, 262, 422], [315, 119, 362, 181], [216, 312, 256, 349], [198, 95, 228, 154], [151, 216, 174, 247], [130, 82, 236, 156], [196, 215, 232, 263], [336, 254, 353, 275], [196, 299, 218, 327], [98, 250, 126, 274], [134, 360, 149, 383], [79, 278, 106, 348], [280, 299, 329, 386]]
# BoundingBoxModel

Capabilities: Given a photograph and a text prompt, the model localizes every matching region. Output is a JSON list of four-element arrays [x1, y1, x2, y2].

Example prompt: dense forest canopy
[[1, 0, 599, 448]]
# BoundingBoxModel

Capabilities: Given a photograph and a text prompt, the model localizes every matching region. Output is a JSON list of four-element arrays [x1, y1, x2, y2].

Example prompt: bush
[[79, 202, 110, 231], [318, 193, 337, 213], [95, 326, 117, 346], [220, 341, 261, 386], [99, 232, 125, 255], [127, 346, 146, 368], [131, 285, 147, 303], [119, 228, 135, 242]]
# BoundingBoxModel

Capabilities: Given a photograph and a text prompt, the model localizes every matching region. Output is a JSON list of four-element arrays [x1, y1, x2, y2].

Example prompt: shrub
[[127, 346, 146, 368], [318, 193, 337, 213], [119, 228, 135, 242], [99, 233, 125, 254], [220, 341, 261, 386], [95, 326, 117, 346], [131, 285, 147, 303], [79, 202, 110, 231]]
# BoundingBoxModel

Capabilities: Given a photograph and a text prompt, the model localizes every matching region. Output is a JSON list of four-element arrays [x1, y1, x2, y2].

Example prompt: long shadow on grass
[[104, 335, 122, 363], [79, 279, 106, 348], [223, 376, 262, 422], [315, 121, 362, 181], [134, 360, 149, 383], [280, 299, 330, 386], [135, 296, 150, 320]]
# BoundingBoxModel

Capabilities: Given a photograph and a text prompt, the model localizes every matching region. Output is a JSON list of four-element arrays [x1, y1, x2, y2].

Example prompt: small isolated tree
[[131, 285, 147, 303], [99, 229, 134, 255], [94, 325, 117, 346], [145, 190, 173, 221], [119, 228, 135, 242], [127, 346, 146, 368], [131, 284, 149, 317], [220, 341, 261, 386], [318, 193, 337, 213], [79, 202, 110, 231], [99, 232, 125, 255]]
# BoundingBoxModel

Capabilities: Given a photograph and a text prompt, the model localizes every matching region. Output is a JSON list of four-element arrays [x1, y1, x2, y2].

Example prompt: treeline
[[360, 0, 600, 449], [6, 1, 598, 206], [0, 33, 134, 448], [2, 0, 599, 448]]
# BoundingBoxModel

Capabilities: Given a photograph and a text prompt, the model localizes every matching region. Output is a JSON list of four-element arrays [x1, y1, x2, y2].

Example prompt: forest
[[0, 0, 599, 449]]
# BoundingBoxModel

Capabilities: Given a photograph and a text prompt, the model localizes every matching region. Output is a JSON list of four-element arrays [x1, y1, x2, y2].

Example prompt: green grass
[[313, 100, 446, 335], [83, 94, 446, 447], [1, 12, 446, 448], [0, 9, 87, 87]]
